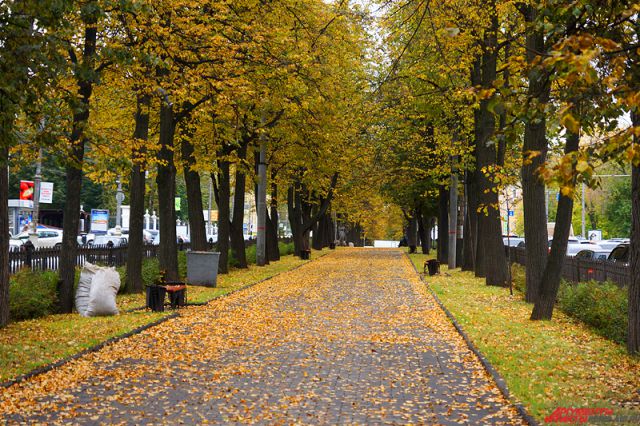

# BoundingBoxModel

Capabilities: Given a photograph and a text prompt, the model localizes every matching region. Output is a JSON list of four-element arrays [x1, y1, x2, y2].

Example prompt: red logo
[[545, 407, 614, 423]]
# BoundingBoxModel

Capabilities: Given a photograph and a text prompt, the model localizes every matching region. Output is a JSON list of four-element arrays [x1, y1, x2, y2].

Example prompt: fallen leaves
[[1, 249, 525, 424]]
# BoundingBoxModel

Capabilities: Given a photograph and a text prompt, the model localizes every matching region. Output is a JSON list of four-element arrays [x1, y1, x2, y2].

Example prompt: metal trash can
[[426, 259, 440, 276], [146, 285, 166, 312], [186, 251, 220, 287]]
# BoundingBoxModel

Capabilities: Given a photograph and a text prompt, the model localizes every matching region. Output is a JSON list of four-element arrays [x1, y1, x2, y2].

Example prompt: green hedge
[[9, 270, 59, 321], [558, 280, 628, 344]]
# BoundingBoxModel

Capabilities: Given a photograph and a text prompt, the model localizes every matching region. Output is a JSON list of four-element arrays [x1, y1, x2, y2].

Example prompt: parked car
[[10, 227, 64, 249], [152, 233, 190, 245], [598, 238, 629, 252], [77, 232, 96, 246], [90, 235, 128, 247], [106, 227, 154, 244], [503, 236, 525, 247], [547, 237, 599, 256], [575, 249, 610, 261], [608, 243, 630, 265]]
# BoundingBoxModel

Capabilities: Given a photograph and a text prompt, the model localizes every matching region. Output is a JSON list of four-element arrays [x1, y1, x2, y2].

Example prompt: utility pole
[[115, 176, 124, 229], [208, 177, 213, 235], [256, 131, 267, 266], [29, 148, 43, 243], [448, 156, 458, 269]]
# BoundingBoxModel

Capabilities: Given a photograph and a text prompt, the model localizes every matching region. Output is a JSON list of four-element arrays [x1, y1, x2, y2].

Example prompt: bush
[[278, 241, 295, 256], [9, 270, 58, 321], [178, 251, 187, 279], [245, 244, 257, 265], [558, 280, 628, 344], [142, 257, 161, 285]]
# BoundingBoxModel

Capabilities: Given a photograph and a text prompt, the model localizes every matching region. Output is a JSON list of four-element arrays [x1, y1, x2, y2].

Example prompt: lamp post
[[29, 149, 43, 244], [115, 176, 124, 228]]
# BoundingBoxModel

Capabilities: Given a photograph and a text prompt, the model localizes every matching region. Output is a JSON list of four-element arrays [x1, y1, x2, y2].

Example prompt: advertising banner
[[90, 209, 109, 234], [19, 181, 34, 200], [39, 182, 54, 203]]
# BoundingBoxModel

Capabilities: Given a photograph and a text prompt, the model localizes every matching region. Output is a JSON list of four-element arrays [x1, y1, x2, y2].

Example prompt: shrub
[[9, 270, 58, 321], [178, 251, 187, 279], [278, 241, 295, 256], [142, 257, 161, 285], [557, 280, 628, 344], [245, 244, 257, 265]]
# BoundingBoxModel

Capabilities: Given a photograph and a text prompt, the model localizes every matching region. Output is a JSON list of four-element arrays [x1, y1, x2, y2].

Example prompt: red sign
[[19, 181, 34, 200]]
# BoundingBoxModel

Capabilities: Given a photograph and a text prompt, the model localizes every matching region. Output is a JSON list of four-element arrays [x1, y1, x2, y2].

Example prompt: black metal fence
[[9, 243, 186, 275], [508, 246, 630, 287], [7, 238, 288, 275]]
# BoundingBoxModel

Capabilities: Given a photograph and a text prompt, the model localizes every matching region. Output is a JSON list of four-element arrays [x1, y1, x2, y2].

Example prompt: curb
[[405, 253, 539, 426], [0, 312, 179, 389], [2, 251, 332, 389]]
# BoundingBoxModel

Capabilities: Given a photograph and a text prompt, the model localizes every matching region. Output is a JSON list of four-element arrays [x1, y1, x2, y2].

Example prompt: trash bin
[[146, 285, 166, 312], [166, 283, 187, 309], [329, 242, 336, 250], [426, 259, 440, 276], [186, 251, 220, 287], [300, 249, 311, 260]]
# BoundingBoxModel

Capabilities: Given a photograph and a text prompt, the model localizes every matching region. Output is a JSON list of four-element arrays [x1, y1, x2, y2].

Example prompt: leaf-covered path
[[1, 249, 524, 424]]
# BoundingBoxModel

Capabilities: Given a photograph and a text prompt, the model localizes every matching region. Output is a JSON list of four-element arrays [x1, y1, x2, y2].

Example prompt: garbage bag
[[75, 263, 120, 317], [75, 262, 100, 316]]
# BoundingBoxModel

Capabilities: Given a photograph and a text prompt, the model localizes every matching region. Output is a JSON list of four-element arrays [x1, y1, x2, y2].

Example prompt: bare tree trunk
[[0, 145, 9, 326], [628, 110, 640, 353], [181, 136, 207, 251], [531, 127, 580, 319], [156, 99, 178, 281], [463, 169, 477, 271], [476, 3, 509, 287], [268, 177, 280, 261], [437, 186, 448, 263], [59, 17, 97, 313], [126, 94, 150, 293], [417, 208, 429, 254], [230, 144, 248, 268], [520, 4, 550, 303], [213, 160, 230, 273]]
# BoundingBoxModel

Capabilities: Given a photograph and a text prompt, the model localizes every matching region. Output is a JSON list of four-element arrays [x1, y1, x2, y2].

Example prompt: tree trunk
[[417, 209, 429, 254], [230, 144, 248, 268], [628, 111, 640, 353], [0, 145, 9, 326], [437, 185, 449, 263], [531, 127, 580, 319], [407, 211, 418, 254], [58, 20, 97, 313], [156, 99, 178, 281], [521, 4, 550, 303], [213, 160, 231, 273], [312, 213, 325, 250], [475, 4, 509, 287], [268, 178, 280, 261], [126, 94, 150, 294], [181, 137, 207, 251], [470, 58, 484, 278]]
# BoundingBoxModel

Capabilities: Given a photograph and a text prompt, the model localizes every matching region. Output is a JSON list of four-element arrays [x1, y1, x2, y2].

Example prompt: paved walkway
[[1, 250, 524, 424]]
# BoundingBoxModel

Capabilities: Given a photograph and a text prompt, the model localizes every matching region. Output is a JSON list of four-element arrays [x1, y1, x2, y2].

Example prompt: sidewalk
[[1, 249, 524, 424]]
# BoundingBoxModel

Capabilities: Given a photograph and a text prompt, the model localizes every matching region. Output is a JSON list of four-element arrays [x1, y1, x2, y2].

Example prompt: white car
[[91, 235, 128, 247], [107, 227, 154, 244], [549, 237, 603, 257], [10, 228, 64, 249]]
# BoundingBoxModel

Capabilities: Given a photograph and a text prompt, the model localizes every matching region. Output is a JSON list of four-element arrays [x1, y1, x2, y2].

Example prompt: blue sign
[[508, 210, 515, 217], [90, 209, 109, 234]]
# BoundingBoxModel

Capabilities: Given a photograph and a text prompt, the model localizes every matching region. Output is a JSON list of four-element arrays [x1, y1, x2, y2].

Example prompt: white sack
[[75, 263, 120, 317], [85, 268, 121, 317], [75, 262, 100, 316]]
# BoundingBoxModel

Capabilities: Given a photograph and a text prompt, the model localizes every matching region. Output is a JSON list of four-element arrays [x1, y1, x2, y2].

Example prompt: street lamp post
[[29, 149, 43, 244], [115, 176, 124, 229]]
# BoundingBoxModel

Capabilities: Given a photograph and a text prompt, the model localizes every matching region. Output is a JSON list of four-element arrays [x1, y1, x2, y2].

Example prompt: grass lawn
[[408, 252, 640, 423], [1, 250, 328, 383]]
